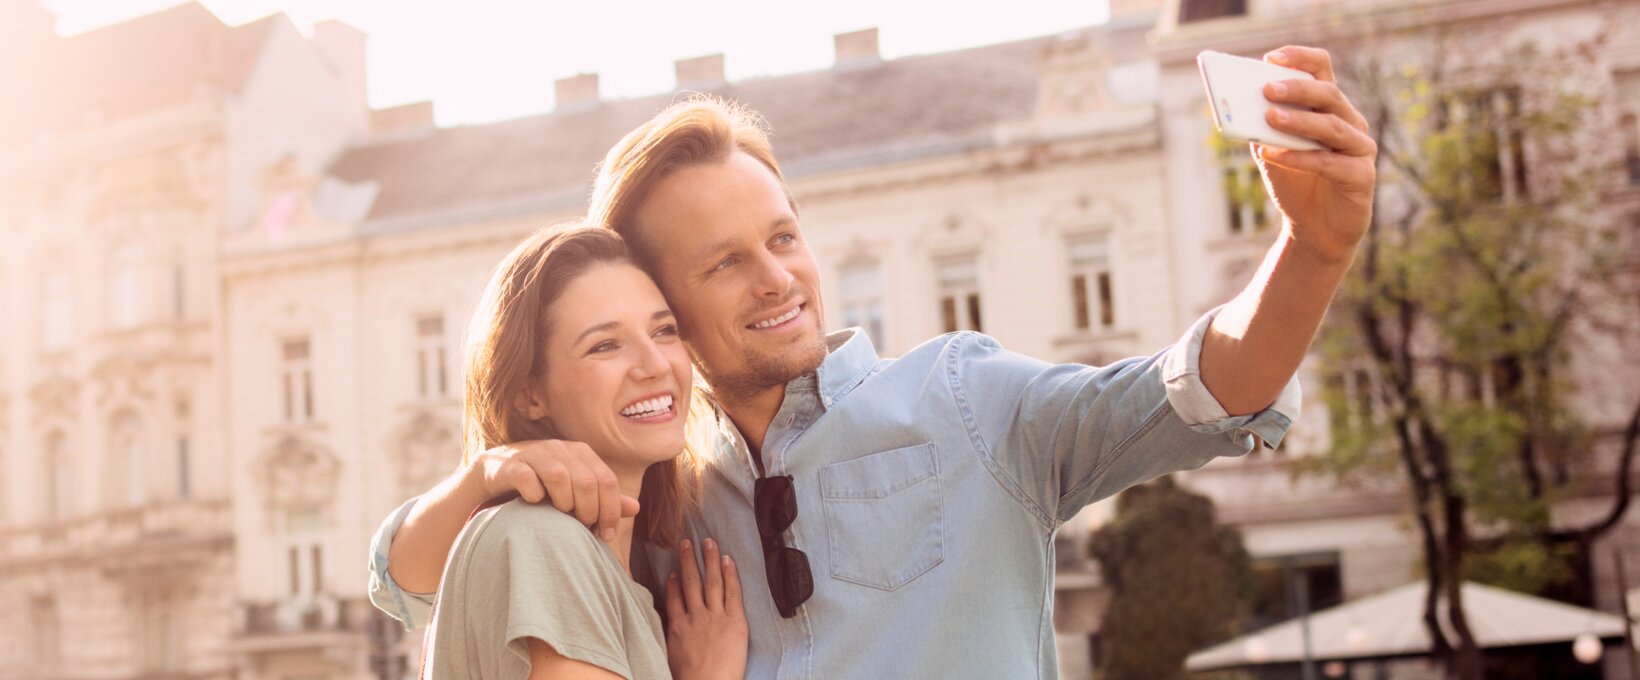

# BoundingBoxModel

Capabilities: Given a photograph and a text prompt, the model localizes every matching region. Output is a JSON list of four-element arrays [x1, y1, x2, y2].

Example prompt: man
[[370, 46, 1375, 678]]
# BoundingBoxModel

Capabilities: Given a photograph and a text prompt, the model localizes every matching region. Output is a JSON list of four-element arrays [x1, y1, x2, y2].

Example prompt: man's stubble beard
[[696, 318, 828, 406]]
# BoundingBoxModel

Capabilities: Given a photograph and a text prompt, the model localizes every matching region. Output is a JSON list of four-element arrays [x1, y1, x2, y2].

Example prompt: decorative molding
[[28, 374, 80, 428], [387, 410, 461, 502], [254, 434, 341, 511]]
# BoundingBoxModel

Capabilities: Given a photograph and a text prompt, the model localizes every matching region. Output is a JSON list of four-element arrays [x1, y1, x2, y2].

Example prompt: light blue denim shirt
[[368, 308, 1299, 679]]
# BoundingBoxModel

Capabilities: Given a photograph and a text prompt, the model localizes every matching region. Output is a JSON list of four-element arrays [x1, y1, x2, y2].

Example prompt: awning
[[1187, 580, 1632, 671]]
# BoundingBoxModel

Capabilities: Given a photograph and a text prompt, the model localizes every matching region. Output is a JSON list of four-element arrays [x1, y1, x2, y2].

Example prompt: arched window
[[107, 243, 142, 330], [44, 432, 73, 522], [108, 411, 145, 507]]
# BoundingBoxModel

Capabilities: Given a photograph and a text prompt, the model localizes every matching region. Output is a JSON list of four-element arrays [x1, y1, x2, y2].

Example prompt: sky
[[41, 0, 1111, 127]]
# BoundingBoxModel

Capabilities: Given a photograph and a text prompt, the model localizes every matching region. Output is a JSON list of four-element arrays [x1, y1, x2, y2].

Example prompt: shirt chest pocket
[[818, 443, 945, 591]]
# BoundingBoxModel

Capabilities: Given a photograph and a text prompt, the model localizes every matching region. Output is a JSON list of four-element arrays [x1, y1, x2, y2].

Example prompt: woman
[[422, 223, 745, 680]]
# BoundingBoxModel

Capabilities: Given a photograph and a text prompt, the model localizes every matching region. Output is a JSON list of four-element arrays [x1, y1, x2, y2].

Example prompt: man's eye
[[773, 233, 796, 247], [711, 256, 738, 272]]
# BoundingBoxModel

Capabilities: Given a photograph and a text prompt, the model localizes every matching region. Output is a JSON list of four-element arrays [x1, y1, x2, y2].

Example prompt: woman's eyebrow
[[572, 320, 620, 346]]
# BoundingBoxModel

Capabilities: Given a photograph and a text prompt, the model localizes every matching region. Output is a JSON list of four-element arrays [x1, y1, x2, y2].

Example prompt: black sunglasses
[[754, 475, 813, 618]]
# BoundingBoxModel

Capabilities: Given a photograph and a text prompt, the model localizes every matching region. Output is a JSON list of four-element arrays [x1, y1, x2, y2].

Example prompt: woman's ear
[[513, 382, 550, 422]]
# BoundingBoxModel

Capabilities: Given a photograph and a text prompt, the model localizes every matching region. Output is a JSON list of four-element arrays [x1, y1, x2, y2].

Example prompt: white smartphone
[[1197, 50, 1327, 152]]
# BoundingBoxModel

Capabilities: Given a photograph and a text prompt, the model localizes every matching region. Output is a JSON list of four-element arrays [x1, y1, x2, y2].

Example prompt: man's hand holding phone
[[1201, 46, 1377, 264]]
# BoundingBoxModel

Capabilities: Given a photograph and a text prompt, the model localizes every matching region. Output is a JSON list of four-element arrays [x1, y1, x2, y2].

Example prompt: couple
[[369, 45, 1378, 679]]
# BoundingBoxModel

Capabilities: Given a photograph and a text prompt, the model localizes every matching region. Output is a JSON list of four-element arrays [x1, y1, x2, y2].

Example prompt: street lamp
[[1573, 633, 1603, 665]]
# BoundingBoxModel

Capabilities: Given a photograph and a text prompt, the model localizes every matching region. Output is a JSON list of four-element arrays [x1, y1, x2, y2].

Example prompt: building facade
[[2, 0, 1638, 679]]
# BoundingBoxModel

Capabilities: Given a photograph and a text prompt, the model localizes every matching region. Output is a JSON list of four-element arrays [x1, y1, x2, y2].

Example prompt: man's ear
[[513, 382, 550, 422]]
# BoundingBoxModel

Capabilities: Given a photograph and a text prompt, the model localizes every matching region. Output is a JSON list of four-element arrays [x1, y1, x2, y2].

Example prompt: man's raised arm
[[1198, 46, 1378, 416]]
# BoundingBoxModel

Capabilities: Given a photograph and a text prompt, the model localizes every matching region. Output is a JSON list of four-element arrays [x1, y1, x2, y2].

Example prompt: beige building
[[3, 0, 1638, 679]]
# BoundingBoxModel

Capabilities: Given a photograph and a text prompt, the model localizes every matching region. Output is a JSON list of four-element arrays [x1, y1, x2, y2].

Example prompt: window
[[285, 507, 324, 595], [1221, 146, 1275, 235], [1621, 114, 1640, 186], [172, 264, 186, 320], [41, 271, 72, 352], [1248, 552, 1343, 631], [30, 595, 60, 667], [281, 338, 314, 422], [1180, 0, 1246, 23], [415, 316, 447, 399], [936, 255, 983, 334], [176, 397, 191, 500], [139, 598, 180, 672], [1067, 235, 1116, 331], [44, 432, 72, 522], [838, 262, 884, 345], [107, 243, 141, 330], [108, 412, 144, 507], [1616, 70, 1640, 187], [1441, 88, 1528, 202]]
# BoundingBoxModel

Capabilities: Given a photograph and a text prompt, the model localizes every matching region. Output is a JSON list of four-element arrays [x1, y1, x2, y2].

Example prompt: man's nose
[[749, 248, 794, 298]]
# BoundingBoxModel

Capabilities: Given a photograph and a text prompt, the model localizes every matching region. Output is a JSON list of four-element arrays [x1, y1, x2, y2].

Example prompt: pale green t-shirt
[[424, 499, 671, 680]]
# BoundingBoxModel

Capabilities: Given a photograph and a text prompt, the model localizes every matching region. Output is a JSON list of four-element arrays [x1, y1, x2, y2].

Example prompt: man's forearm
[[387, 466, 490, 595], [1200, 225, 1354, 416]]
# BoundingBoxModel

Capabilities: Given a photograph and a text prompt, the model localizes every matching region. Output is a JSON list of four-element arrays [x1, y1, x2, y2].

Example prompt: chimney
[[554, 73, 600, 113], [310, 20, 367, 107], [369, 101, 435, 134], [1108, 0, 1164, 22], [674, 53, 726, 91], [833, 28, 880, 70]]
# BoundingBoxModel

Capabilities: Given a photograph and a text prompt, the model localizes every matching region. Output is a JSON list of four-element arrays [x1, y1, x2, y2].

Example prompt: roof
[[2, 2, 287, 145], [325, 34, 1064, 227], [1186, 580, 1632, 671]]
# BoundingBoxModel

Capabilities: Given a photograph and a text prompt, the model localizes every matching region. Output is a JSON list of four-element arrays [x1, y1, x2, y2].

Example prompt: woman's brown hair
[[460, 222, 711, 546]]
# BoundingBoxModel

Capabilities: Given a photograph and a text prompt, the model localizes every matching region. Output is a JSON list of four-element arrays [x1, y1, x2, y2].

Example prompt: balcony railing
[[0, 498, 232, 561], [238, 595, 370, 636]]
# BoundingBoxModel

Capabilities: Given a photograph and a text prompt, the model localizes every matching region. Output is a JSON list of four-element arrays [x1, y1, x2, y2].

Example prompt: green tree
[[1089, 476, 1252, 680], [1295, 19, 1640, 680]]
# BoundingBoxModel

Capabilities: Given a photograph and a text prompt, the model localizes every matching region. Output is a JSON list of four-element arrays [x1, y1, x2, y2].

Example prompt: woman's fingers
[[677, 539, 705, 614], [722, 554, 744, 619], [702, 538, 724, 611], [664, 571, 684, 620]]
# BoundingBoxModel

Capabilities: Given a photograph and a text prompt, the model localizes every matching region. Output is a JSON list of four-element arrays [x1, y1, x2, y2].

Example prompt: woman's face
[[533, 262, 692, 476]]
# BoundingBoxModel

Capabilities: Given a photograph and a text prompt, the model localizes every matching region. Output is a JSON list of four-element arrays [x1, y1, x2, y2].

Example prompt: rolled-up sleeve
[[367, 496, 437, 630], [953, 307, 1301, 526], [1160, 305, 1302, 450]]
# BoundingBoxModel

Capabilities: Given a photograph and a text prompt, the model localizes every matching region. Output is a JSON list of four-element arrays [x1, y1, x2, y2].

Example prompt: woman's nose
[[629, 337, 668, 380]]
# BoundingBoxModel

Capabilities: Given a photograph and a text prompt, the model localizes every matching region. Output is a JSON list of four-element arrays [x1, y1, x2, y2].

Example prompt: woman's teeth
[[621, 394, 674, 418], [751, 306, 800, 329]]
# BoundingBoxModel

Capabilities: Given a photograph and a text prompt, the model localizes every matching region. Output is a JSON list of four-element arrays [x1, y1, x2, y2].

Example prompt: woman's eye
[[654, 324, 679, 337], [590, 341, 617, 353]]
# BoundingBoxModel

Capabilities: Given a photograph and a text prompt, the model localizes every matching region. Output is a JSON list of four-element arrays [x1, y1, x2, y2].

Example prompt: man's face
[[632, 150, 828, 397]]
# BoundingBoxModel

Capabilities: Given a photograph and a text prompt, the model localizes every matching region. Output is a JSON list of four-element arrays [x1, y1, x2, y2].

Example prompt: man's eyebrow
[[691, 237, 738, 266], [766, 215, 796, 233]]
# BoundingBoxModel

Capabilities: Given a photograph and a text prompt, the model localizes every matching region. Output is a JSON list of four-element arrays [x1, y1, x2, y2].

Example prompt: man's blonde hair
[[589, 96, 793, 269]]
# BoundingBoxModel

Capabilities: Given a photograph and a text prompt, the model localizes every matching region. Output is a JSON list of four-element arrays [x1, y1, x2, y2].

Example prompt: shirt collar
[[813, 328, 879, 410]]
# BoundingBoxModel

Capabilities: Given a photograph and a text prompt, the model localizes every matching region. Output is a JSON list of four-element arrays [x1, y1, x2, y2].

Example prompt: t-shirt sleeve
[[455, 504, 643, 680]]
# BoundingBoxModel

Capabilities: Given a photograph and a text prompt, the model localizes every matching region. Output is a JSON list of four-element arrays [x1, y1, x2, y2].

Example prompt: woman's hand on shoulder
[[464, 440, 640, 542], [665, 537, 748, 680]]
